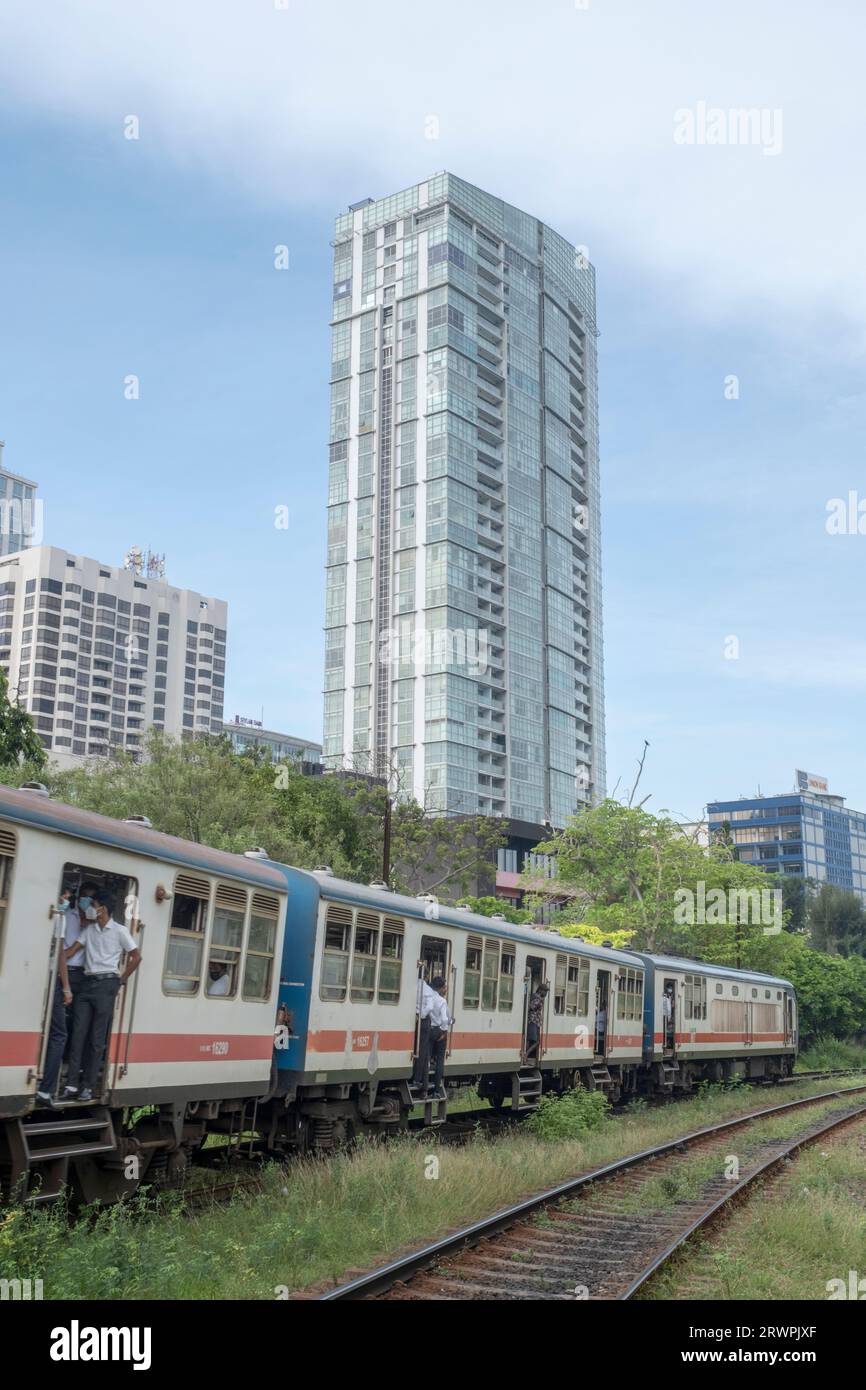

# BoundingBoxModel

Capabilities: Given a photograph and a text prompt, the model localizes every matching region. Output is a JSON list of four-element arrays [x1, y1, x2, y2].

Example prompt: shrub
[[524, 1088, 610, 1140]]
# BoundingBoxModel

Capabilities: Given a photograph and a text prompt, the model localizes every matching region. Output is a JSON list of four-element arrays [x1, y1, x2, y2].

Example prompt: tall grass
[[796, 1037, 866, 1071], [2, 1074, 864, 1300]]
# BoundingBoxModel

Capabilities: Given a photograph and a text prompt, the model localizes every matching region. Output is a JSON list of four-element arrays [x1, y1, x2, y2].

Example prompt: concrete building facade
[[0, 545, 227, 767]]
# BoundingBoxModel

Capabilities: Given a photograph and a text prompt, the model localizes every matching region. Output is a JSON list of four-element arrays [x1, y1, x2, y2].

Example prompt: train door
[[521, 955, 546, 1064], [784, 992, 795, 1047], [413, 934, 453, 1063], [744, 997, 753, 1047], [662, 977, 677, 1055], [594, 970, 610, 1057], [39, 861, 139, 1103]]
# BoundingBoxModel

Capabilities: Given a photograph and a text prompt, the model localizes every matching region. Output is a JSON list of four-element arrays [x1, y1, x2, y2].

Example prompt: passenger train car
[[0, 784, 797, 1203]]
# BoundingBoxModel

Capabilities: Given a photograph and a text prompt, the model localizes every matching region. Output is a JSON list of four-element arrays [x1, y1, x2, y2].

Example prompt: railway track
[[318, 1081, 866, 1301]]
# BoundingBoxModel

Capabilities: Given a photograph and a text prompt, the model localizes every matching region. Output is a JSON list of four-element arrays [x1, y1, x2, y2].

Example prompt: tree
[[533, 799, 788, 962], [808, 884, 866, 958], [458, 895, 534, 925], [0, 730, 505, 896], [0, 668, 45, 768]]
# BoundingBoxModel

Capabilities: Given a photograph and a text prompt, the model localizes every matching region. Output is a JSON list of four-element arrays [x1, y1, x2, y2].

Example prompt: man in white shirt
[[412, 976, 439, 1096], [62, 891, 141, 1102], [428, 976, 454, 1094], [207, 961, 232, 996]]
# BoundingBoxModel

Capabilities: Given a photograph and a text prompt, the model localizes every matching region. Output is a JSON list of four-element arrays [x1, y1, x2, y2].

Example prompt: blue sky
[[2, 0, 865, 819]]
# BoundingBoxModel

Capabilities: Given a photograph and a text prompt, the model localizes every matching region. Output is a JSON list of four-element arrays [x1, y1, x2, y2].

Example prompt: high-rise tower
[[323, 173, 605, 826]]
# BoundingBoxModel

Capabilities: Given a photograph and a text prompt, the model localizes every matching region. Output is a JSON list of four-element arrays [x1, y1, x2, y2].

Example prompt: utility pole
[[382, 795, 392, 884]]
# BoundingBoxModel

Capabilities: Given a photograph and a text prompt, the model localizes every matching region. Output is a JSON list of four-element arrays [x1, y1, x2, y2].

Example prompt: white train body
[[0, 785, 797, 1202]]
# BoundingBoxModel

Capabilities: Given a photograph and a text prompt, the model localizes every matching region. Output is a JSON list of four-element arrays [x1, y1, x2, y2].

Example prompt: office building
[[708, 780, 866, 902], [323, 172, 605, 827], [0, 545, 227, 767], [221, 717, 322, 773]]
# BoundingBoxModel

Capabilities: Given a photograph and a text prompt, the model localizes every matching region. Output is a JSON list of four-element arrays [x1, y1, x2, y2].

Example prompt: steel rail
[[318, 1081, 866, 1300]]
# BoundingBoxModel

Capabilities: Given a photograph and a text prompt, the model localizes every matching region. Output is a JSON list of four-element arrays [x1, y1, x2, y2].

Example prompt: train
[[0, 782, 798, 1203]]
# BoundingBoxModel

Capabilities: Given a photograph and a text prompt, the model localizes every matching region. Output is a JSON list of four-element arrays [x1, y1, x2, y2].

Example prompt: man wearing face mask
[[63, 882, 99, 1002], [206, 960, 231, 996], [62, 890, 141, 1103]]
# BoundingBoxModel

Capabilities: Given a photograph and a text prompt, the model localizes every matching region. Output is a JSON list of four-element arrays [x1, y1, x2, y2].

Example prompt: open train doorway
[[413, 934, 453, 1062], [594, 970, 610, 1057], [662, 977, 677, 1055], [522, 955, 546, 1063]]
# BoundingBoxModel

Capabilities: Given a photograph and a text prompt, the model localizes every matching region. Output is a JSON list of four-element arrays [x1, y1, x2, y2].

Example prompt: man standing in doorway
[[62, 891, 141, 1103], [526, 980, 549, 1062]]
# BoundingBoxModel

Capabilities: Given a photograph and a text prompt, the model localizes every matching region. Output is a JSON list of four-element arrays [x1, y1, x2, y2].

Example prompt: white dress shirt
[[207, 971, 231, 996], [416, 979, 437, 1020], [429, 991, 453, 1031], [76, 919, 137, 976]]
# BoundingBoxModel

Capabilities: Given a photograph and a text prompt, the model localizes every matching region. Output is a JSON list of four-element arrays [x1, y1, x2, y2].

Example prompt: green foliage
[[524, 1088, 610, 1140], [551, 919, 635, 949], [458, 895, 533, 924], [0, 730, 502, 896], [744, 930, 866, 1043], [795, 1037, 866, 1071], [535, 799, 783, 958], [808, 884, 866, 958], [0, 667, 45, 768]]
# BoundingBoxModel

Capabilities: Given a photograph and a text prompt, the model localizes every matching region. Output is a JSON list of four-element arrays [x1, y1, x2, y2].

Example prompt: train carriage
[[0, 783, 801, 1204], [273, 869, 647, 1128], [627, 950, 797, 1089], [0, 784, 289, 1200]]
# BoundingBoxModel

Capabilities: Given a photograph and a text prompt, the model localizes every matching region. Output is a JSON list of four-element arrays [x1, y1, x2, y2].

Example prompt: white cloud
[[3, 0, 866, 339]]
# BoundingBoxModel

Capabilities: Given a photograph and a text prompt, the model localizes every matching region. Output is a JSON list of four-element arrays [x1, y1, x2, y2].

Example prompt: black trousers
[[66, 975, 121, 1093], [413, 1015, 431, 1088], [41, 979, 67, 1096], [413, 1018, 446, 1092]]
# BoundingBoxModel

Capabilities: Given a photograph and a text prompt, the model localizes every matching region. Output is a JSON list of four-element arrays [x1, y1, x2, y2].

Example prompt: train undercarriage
[[0, 1051, 796, 1205]]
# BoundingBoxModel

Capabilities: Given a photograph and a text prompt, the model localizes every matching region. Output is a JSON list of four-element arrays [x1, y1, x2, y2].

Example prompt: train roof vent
[[20, 782, 49, 797], [313, 865, 334, 876], [244, 847, 269, 859], [415, 892, 438, 903], [124, 815, 152, 828], [455, 903, 471, 911], [491, 913, 506, 920], [601, 940, 613, 948], [368, 878, 390, 889]]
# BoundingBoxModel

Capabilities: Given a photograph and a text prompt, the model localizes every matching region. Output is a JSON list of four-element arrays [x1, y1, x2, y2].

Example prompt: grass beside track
[[638, 1116, 866, 1300], [2, 1076, 865, 1301]]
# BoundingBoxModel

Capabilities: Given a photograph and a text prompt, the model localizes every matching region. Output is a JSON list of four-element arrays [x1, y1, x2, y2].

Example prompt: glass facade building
[[323, 173, 605, 825], [0, 445, 39, 557], [708, 793, 866, 902]]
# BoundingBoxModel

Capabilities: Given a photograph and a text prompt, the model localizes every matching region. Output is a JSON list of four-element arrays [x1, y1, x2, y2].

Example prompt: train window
[[0, 827, 16, 968], [715, 983, 723, 994], [164, 872, 209, 994], [554, 954, 568, 1014], [463, 936, 483, 1008], [321, 904, 352, 1000], [765, 990, 771, 999], [683, 973, 707, 1021], [378, 917, 404, 1004], [576, 959, 590, 1016], [776, 991, 781, 1000], [242, 893, 279, 1001], [566, 961, 581, 1016], [616, 967, 643, 1021], [751, 988, 757, 998], [731, 985, 739, 997], [481, 939, 499, 1010], [499, 943, 515, 1011], [207, 884, 247, 998], [351, 911, 379, 1001]]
